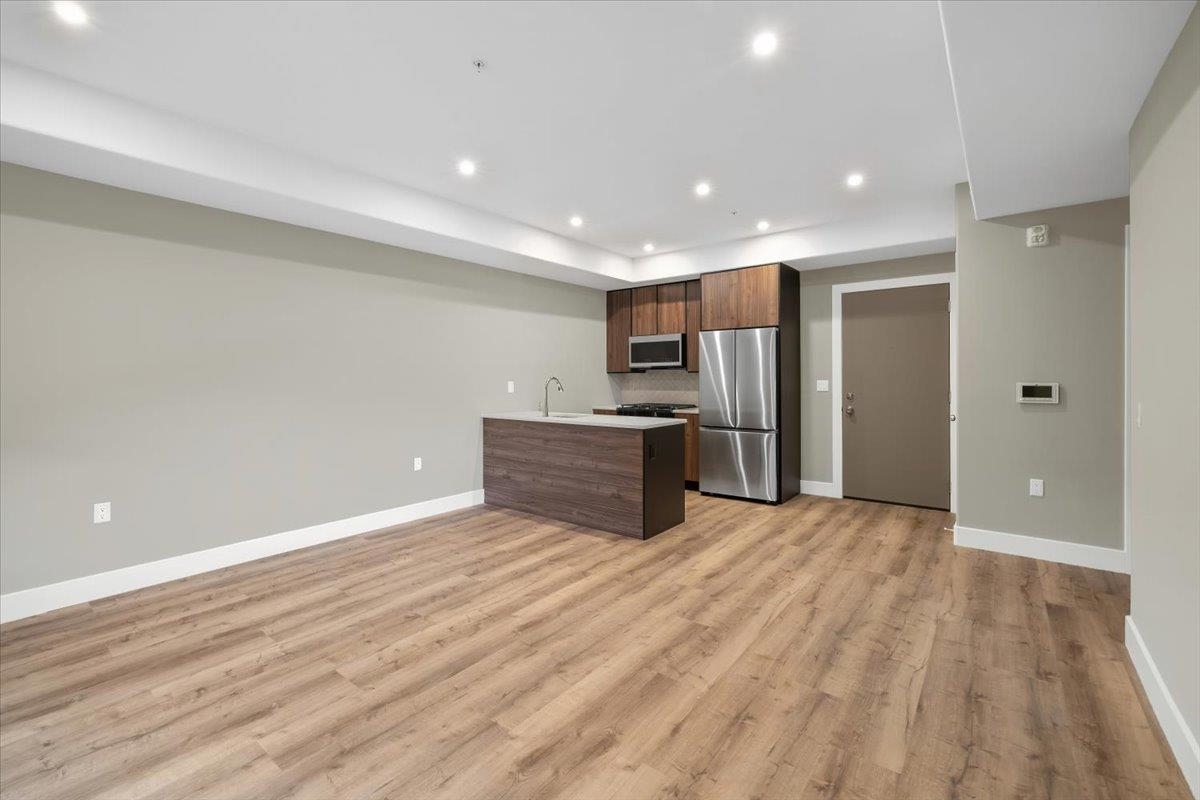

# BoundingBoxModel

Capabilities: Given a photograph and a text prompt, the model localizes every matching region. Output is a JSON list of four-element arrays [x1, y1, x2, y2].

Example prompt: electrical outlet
[[413, 457, 422, 472], [507, 380, 515, 394], [1029, 478, 1044, 498], [816, 379, 830, 392], [93, 502, 111, 524]]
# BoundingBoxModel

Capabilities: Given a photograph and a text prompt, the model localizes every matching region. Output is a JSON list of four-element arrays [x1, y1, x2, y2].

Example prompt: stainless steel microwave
[[629, 333, 685, 369]]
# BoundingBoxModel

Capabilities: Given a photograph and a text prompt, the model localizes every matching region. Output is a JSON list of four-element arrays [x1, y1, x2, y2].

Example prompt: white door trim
[[1123, 225, 1132, 559], [831, 272, 958, 511]]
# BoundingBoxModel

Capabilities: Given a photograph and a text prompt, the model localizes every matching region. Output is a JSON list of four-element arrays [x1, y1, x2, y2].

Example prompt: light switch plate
[[1029, 478, 1044, 497], [93, 502, 111, 524], [413, 457, 422, 472], [816, 379, 830, 392], [507, 380, 515, 394]]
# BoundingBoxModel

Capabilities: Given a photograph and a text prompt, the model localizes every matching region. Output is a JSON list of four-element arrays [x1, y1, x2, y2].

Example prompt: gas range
[[616, 403, 697, 418]]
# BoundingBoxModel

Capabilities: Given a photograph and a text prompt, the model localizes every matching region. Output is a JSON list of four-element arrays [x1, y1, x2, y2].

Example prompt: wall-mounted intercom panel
[[1016, 382, 1059, 404]]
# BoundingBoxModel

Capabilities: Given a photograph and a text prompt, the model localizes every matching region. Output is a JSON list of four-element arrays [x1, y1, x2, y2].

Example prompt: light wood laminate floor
[[0, 494, 1190, 799]]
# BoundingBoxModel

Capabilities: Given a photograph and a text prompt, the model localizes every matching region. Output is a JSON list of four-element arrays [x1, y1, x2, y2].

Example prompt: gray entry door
[[842, 284, 950, 510]]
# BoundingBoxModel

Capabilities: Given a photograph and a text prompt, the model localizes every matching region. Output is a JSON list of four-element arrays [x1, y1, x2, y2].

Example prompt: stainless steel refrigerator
[[699, 327, 781, 502]]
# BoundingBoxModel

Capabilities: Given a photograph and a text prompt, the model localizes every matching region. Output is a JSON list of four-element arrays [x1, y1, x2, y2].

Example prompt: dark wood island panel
[[483, 418, 684, 539]]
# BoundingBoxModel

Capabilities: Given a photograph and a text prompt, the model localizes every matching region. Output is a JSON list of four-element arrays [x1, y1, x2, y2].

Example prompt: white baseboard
[[1126, 616, 1200, 798], [953, 524, 1129, 573], [0, 489, 485, 625], [800, 480, 839, 498]]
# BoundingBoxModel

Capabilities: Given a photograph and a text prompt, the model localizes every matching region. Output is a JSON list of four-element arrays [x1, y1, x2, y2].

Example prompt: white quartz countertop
[[483, 411, 685, 430]]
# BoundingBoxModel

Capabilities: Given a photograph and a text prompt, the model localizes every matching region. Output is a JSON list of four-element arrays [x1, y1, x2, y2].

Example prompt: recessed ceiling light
[[457, 158, 477, 176], [643, 243, 655, 253], [569, 215, 583, 228], [752, 31, 778, 57], [694, 182, 712, 197], [756, 220, 771, 232], [53, 0, 88, 26], [846, 172, 864, 188]]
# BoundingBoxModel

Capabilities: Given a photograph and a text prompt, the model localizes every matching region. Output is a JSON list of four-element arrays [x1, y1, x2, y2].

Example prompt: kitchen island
[[482, 411, 685, 539]]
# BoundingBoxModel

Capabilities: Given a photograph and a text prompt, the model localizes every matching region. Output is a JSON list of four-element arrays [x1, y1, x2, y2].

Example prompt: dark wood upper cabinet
[[613, 268, 780, 371], [685, 280, 701, 372], [606, 289, 631, 373], [631, 286, 658, 335], [702, 264, 782, 330], [701, 270, 740, 330], [656, 282, 686, 334], [738, 264, 781, 328]]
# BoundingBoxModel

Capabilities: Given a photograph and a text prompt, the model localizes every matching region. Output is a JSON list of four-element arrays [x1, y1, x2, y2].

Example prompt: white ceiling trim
[[634, 206, 955, 281], [0, 61, 635, 289], [0, 60, 962, 289]]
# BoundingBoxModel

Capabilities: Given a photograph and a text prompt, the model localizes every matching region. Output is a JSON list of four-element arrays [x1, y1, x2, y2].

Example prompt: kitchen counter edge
[[483, 412, 685, 430]]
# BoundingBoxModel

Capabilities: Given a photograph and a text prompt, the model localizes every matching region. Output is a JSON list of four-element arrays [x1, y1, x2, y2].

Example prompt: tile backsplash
[[609, 371, 699, 405]]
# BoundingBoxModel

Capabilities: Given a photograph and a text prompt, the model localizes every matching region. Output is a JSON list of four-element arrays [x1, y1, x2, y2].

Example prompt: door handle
[[843, 406, 854, 417]]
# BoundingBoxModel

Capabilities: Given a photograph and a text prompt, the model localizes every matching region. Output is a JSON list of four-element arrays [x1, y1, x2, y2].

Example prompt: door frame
[[831, 272, 958, 512]]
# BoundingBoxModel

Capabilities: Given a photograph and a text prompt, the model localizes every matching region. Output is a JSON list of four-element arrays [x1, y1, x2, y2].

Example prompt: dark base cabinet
[[483, 418, 684, 539], [675, 412, 699, 483]]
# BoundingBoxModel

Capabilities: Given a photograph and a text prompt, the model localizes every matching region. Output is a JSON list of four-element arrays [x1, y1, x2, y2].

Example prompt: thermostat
[[1016, 382, 1059, 404]]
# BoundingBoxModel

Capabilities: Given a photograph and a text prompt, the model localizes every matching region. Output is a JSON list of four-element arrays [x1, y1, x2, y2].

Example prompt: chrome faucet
[[543, 376, 564, 417]]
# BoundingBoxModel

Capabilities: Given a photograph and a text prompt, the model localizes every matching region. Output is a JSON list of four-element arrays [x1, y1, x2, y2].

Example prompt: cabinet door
[[606, 290, 631, 373], [738, 264, 780, 327], [685, 280, 701, 372], [657, 282, 686, 334], [701, 270, 739, 330], [631, 286, 658, 335], [677, 413, 699, 483]]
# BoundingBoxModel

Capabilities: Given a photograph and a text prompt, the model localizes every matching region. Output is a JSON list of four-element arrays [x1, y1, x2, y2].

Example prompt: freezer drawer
[[700, 428, 778, 502]]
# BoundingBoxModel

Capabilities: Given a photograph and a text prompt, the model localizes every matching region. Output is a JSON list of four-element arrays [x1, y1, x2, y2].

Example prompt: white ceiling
[[941, 0, 1196, 220], [0, 1, 1193, 287]]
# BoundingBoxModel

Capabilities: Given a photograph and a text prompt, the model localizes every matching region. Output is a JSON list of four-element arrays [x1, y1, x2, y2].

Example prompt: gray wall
[[798, 252, 956, 483], [1129, 4, 1200, 747], [0, 164, 616, 593], [955, 183, 1127, 548]]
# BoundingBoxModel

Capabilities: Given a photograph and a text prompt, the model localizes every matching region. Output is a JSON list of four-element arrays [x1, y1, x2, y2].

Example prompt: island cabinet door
[[642, 424, 685, 538]]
